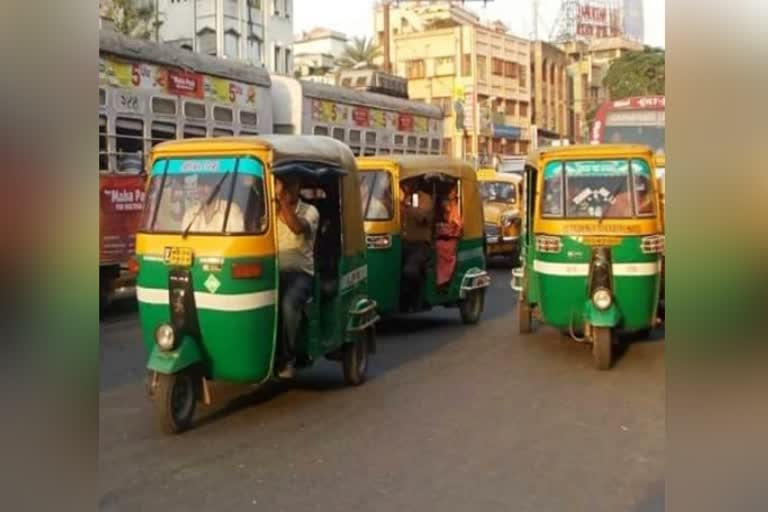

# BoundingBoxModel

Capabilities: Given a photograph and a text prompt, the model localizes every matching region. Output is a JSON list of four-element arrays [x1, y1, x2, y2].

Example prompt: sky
[[294, 0, 665, 48]]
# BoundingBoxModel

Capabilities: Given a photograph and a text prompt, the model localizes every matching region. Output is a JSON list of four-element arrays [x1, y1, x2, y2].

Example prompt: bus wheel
[[592, 327, 613, 371], [459, 289, 484, 325], [342, 333, 369, 386], [518, 301, 533, 334], [154, 372, 197, 434]]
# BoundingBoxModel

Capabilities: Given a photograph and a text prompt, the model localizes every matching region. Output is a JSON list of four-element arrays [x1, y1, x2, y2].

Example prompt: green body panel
[[147, 336, 203, 373], [524, 235, 660, 332], [584, 301, 621, 328], [365, 235, 402, 314], [138, 250, 371, 381], [424, 237, 485, 305]]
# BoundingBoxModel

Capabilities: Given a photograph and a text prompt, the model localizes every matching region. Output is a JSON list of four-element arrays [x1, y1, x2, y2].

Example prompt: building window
[[462, 54, 471, 76], [224, 30, 240, 60], [198, 28, 216, 56], [406, 59, 425, 79], [476, 55, 487, 80], [504, 61, 516, 78], [431, 97, 452, 116], [247, 0, 261, 8], [492, 57, 504, 76], [248, 37, 262, 65], [341, 77, 352, 87], [274, 45, 281, 72], [519, 102, 529, 118], [434, 56, 455, 76], [273, 0, 280, 16], [505, 101, 516, 116], [285, 48, 291, 73], [284, 0, 291, 18], [519, 64, 527, 88]]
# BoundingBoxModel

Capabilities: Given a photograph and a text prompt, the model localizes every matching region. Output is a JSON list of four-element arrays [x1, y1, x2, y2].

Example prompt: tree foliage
[[336, 37, 382, 70], [100, 0, 159, 40], [603, 47, 665, 99]]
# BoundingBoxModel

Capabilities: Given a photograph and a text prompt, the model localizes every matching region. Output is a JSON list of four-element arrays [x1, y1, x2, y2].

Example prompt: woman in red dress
[[435, 186, 462, 290]]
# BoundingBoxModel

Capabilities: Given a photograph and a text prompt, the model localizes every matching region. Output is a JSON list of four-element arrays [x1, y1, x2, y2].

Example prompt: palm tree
[[101, 0, 160, 40], [336, 36, 382, 70]]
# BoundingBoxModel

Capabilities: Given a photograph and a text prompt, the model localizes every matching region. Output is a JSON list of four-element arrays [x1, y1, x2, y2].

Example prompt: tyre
[[459, 289, 485, 325], [592, 327, 613, 371], [154, 372, 198, 434], [518, 301, 533, 334], [342, 333, 369, 386]]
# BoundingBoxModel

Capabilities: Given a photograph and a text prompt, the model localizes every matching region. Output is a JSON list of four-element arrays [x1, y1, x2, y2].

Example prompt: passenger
[[275, 175, 319, 378], [435, 186, 462, 289], [181, 175, 244, 232], [399, 179, 434, 311], [361, 178, 392, 219]]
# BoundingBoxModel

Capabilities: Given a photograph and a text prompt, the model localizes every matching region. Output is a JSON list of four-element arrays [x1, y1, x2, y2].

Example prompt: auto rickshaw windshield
[[541, 158, 656, 219], [141, 156, 268, 234], [359, 170, 394, 221], [479, 182, 517, 204]]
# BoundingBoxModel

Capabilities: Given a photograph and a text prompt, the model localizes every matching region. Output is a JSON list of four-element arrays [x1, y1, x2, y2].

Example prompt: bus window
[[349, 129, 361, 144], [240, 110, 258, 127], [115, 117, 144, 174], [184, 101, 206, 120], [213, 128, 234, 137], [213, 106, 234, 123], [379, 148, 391, 155], [363, 148, 376, 156], [99, 115, 108, 171], [99, 88, 106, 107], [350, 146, 361, 156], [151, 121, 177, 146], [183, 125, 207, 138], [240, 130, 260, 136], [393, 149, 405, 154], [365, 131, 377, 146], [152, 97, 177, 116], [407, 136, 417, 148], [419, 137, 428, 151], [406, 150, 417, 155], [430, 138, 441, 152], [394, 134, 404, 146], [313, 125, 329, 136], [332, 127, 345, 141]]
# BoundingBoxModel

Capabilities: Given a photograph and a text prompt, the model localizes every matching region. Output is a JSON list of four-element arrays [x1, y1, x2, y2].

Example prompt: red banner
[[352, 106, 370, 127], [398, 114, 414, 132], [100, 174, 147, 264], [166, 69, 204, 99]]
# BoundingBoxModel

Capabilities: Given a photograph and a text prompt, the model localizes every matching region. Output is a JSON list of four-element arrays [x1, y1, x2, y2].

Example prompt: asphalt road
[[99, 267, 664, 512]]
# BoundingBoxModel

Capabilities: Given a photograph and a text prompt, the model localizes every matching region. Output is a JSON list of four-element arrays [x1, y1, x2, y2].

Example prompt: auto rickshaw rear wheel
[[459, 289, 485, 325], [154, 372, 198, 434], [342, 330, 370, 386], [592, 327, 613, 371], [518, 301, 533, 334]]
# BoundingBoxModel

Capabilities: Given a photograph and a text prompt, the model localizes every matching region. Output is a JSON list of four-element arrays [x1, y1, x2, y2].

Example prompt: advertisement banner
[[99, 174, 147, 264], [167, 69, 204, 98], [352, 106, 370, 127], [398, 114, 414, 132], [371, 109, 386, 128], [414, 116, 428, 134]]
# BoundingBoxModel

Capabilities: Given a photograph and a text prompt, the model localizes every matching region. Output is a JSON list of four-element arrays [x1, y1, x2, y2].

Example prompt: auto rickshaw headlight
[[155, 323, 176, 351], [592, 288, 612, 310]]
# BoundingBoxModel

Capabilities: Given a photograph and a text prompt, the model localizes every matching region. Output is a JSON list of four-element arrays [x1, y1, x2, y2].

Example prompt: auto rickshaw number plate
[[164, 247, 193, 267]]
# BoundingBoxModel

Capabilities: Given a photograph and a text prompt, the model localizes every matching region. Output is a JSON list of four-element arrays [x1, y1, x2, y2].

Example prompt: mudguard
[[584, 300, 622, 328], [147, 336, 203, 374]]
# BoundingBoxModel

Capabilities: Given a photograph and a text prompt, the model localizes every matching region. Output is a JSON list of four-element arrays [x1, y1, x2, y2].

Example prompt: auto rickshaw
[[655, 153, 666, 321], [511, 144, 664, 370], [477, 168, 523, 264], [356, 155, 490, 323], [135, 135, 378, 433]]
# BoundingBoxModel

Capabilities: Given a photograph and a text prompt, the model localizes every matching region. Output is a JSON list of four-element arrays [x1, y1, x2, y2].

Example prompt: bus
[[98, 29, 445, 311], [99, 29, 273, 311], [270, 76, 444, 156], [590, 95, 665, 164]]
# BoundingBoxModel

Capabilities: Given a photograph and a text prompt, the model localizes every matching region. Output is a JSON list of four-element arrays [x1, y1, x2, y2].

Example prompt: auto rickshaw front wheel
[[459, 289, 485, 325], [342, 331, 370, 386], [592, 327, 613, 371], [153, 372, 198, 434]]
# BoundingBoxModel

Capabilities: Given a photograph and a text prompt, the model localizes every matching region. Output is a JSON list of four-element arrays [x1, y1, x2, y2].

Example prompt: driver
[[181, 175, 244, 232], [275, 175, 319, 378]]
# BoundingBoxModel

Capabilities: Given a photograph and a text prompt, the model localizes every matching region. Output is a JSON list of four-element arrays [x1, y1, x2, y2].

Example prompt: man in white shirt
[[275, 175, 319, 378], [180, 177, 244, 233]]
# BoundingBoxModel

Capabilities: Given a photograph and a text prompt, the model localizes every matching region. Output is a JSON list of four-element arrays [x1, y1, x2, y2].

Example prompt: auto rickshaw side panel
[[136, 235, 278, 382]]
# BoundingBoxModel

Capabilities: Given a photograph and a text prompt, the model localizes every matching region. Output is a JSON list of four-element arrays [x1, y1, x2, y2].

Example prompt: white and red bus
[[590, 95, 665, 157]]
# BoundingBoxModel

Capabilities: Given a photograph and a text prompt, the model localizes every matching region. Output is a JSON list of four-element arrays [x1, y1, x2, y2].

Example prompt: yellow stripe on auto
[[136, 233, 275, 259]]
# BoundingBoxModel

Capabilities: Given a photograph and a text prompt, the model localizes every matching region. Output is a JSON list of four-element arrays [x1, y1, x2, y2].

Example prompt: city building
[[622, 0, 644, 43], [530, 41, 570, 147], [156, 0, 294, 74], [293, 27, 347, 82], [375, 2, 532, 164], [559, 36, 643, 142]]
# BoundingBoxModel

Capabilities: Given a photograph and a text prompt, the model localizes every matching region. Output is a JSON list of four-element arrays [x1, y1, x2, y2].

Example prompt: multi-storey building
[[377, 2, 531, 164], [157, 0, 294, 75], [530, 41, 570, 147], [293, 27, 348, 82]]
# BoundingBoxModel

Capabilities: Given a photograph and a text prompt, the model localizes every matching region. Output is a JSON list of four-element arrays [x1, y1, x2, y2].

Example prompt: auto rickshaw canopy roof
[[476, 168, 523, 184], [151, 135, 365, 256], [356, 155, 483, 240], [527, 144, 656, 166]]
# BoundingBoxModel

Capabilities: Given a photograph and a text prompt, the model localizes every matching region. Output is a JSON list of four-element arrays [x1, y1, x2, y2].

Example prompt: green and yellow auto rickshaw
[[356, 155, 490, 324], [135, 135, 378, 433], [477, 168, 524, 264], [512, 144, 664, 370]]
